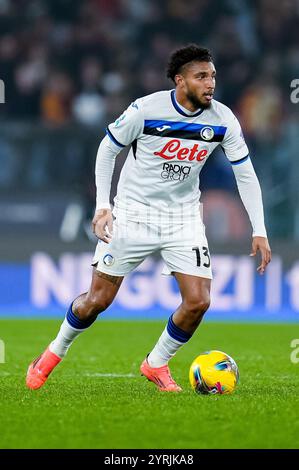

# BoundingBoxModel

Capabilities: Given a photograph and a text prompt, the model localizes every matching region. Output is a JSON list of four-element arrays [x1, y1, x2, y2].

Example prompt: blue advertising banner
[[1, 252, 299, 321]]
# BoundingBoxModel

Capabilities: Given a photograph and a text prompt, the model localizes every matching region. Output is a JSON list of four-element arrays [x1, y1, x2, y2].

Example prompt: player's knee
[[183, 295, 210, 319], [79, 292, 113, 320], [89, 292, 112, 314], [183, 297, 210, 330]]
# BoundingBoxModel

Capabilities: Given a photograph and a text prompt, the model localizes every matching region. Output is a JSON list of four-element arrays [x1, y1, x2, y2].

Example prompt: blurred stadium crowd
[[0, 0, 299, 240]]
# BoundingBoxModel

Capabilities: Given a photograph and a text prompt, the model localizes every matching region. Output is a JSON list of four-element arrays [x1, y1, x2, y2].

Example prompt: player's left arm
[[222, 113, 271, 275], [250, 235, 271, 275]]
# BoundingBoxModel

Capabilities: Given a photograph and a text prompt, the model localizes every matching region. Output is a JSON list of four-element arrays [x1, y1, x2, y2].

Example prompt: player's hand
[[92, 209, 113, 243], [250, 236, 271, 275]]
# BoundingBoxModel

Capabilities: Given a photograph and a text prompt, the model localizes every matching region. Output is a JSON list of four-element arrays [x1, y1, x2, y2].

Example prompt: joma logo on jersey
[[154, 139, 208, 162], [161, 162, 191, 182]]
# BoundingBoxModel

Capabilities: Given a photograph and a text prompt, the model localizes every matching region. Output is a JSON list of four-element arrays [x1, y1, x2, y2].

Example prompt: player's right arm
[[93, 100, 144, 243]]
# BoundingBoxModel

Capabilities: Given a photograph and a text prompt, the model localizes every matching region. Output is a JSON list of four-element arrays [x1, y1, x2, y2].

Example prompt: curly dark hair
[[166, 44, 213, 82]]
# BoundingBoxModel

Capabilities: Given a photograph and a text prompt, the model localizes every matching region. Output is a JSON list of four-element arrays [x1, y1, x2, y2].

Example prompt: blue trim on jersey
[[231, 154, 250, 165], [106, 127, 125, 148], [144, 119, 227, 136], [171, 90, 204, 117]]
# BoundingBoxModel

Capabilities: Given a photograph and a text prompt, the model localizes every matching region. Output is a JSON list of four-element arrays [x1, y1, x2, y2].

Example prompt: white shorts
[[92, 217, 213, 279]]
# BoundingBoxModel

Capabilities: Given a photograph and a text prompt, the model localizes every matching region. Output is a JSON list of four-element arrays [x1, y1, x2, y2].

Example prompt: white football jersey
[[106, 90, 249, 222]]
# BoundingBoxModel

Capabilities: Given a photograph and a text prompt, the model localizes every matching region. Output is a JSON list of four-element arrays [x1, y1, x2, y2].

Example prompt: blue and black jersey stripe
[[143, 120, 227, 142]]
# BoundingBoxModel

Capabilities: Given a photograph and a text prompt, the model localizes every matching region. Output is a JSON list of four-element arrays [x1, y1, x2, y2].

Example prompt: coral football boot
[[140, 357, 182, 392], [26, 347, 61, 390]]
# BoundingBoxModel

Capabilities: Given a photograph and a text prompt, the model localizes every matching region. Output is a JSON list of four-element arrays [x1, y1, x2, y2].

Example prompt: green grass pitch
[[0, 319, 299, 449]]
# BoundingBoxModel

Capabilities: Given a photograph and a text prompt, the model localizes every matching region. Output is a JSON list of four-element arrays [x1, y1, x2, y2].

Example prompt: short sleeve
[[221, 113, 249, 163], [106, 100, 144, 148]]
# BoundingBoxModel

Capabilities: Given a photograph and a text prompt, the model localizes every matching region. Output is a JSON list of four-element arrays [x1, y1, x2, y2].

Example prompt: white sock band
[[147, 327, 185, 368], [49, 318, 83, 358]]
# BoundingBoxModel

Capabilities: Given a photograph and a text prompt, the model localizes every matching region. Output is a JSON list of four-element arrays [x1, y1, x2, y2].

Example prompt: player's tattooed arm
[[95, 270, 123, 287]]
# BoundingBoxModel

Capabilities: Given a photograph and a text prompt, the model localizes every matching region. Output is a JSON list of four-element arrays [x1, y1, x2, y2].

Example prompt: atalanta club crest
[[103, 254, 115, 266], [200, 126, 215, 141]]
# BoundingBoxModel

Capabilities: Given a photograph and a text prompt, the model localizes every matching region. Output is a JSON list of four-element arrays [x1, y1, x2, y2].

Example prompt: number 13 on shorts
[[192, 246, 211, 268]]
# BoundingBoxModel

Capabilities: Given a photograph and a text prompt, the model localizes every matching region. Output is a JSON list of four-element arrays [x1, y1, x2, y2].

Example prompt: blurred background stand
[[0, 0, 298, 319]]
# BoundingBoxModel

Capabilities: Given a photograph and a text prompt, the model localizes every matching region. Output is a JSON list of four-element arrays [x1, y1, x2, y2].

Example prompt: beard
[[186, 90, 211, 109]]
